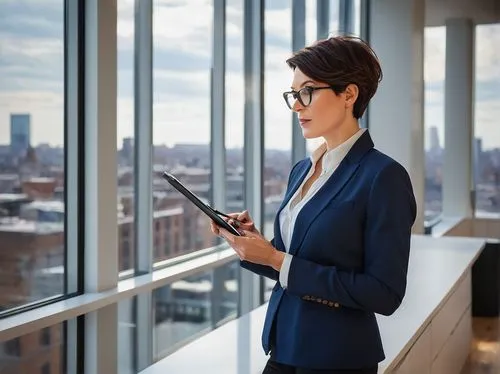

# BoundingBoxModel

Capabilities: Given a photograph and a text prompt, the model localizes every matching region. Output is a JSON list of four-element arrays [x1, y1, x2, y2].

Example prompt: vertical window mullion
[[210, 0, 227, 327], [241, 0, 264, 316], [292, 0, 306, 165], [133, 0, 154, 370], [65, 0, 85, 372]]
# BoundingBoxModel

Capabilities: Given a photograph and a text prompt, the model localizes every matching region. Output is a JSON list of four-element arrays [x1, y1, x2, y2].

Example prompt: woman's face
[[288, 68, 354, 140]]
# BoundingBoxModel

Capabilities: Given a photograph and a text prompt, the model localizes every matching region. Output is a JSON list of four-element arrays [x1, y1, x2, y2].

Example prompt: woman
[[211, 35, 416, 374]]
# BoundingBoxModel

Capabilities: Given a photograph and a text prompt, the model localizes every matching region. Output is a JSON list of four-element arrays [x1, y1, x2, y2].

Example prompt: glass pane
[[424, 27, 445, 222], [353, 0, 361, 36], [264, 0, 293, 240], [118, 297, 136, 374], [474, 24, 500, 217], [0, 323, 65, 374], [263, 0, 293, 301], [0, 0, 65, 310], [329, 0, 340, 35], [226, 0, 244, 215], [216, 260, 238, 322], [306, 0, 341, 153], [153, 270, 212, 360], [305, 0, 317, 46], [117, 0, 135, 274], [152, 261, 238, 361], [152, 0, 215, 263]]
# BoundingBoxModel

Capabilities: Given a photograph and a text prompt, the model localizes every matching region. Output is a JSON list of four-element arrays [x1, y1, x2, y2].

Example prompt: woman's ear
[[344, 84, 359, 109]]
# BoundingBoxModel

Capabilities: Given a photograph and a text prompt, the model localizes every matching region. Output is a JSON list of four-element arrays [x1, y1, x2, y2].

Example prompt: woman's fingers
[[237, 210, 251, 222], [210, 220, 220, 235]]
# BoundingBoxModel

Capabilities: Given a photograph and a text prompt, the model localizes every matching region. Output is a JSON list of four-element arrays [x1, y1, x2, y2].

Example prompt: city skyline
[[0, 1, 499, 150]]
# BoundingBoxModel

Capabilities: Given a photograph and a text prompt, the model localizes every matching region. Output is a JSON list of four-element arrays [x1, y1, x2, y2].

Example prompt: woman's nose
[[292, 99, 303, 112]]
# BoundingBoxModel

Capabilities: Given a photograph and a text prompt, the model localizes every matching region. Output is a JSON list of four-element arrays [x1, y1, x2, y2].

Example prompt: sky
[[0, 0, 499, 151]]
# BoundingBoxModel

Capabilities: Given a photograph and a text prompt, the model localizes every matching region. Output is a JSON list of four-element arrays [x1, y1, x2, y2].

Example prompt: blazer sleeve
[[285, 162, 417, 316], [239, 237, 279, 280], [238, 159, 305, 281]]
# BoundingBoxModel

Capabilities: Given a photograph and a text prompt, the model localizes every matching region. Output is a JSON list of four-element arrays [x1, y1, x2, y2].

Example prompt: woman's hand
[[209, 210, 259, 236], [218, 228, 285, 271]]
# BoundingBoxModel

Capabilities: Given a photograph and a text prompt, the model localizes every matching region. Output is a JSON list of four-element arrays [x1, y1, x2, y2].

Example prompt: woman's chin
[[301, 128, 319, 139]]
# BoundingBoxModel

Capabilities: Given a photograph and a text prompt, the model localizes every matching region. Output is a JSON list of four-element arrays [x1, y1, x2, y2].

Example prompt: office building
[[10, 114, 31, 159]]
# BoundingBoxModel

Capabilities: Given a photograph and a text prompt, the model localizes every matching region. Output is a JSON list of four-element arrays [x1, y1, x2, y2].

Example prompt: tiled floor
[[461, 317, 500, 374]]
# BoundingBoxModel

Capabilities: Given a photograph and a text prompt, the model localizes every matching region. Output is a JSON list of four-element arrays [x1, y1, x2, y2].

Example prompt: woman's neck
[[324, 121, 360, 151]]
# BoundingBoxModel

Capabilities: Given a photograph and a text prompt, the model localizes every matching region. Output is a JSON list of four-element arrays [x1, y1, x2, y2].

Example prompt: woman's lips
[[299, 119, 311, 127]]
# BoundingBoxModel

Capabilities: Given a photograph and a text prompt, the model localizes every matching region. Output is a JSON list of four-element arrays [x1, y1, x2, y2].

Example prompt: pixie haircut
[[286, 35, 382, 119]]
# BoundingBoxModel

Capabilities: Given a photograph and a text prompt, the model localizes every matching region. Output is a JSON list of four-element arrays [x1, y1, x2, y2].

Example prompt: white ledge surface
[[140, 234, 486, 374]]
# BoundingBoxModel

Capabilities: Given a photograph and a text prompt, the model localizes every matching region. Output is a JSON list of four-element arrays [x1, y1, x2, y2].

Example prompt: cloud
[[0, 33, 63, 95], [475, 99, 500, 150], [0, 0, 63, 40], [476, 24, 500, 81], [424, 26, 446, 82], [1, 0, 499, 153], [476, 79, 500, 101], [153, 70, 210, 99], [425, 24, 500, 83]]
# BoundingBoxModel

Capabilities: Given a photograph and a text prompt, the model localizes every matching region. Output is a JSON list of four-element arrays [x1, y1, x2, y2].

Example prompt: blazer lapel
[[273, 160, 311, 251], [288, 131, 374, 256]]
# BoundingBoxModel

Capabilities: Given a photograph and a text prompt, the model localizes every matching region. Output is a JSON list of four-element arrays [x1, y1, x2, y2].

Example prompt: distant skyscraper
[[428, 126, 441, 152], [122, 137, 134, 166], [473, 137, 483, 185], [10, 113, 31, 158]]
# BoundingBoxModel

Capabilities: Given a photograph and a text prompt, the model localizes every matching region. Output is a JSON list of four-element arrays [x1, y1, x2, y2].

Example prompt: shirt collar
[[309, 128, 367, 174]]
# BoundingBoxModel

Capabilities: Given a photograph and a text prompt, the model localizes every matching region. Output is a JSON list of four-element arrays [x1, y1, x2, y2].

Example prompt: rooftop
[[0, 193, 29, 203], [0, 217, 63, 235]]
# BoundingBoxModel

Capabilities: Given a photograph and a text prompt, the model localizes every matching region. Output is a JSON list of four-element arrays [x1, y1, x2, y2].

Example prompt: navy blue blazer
[[241, 130, 417, 370]]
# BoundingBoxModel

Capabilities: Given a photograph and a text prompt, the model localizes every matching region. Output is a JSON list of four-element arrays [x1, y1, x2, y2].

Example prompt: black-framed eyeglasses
[[282, 86, 333, 110]]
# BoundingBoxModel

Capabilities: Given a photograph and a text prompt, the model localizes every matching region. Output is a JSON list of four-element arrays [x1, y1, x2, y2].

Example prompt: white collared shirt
[[278, 128, 366, 288]]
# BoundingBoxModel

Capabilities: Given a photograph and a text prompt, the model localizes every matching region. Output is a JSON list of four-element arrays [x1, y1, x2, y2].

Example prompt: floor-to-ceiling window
[[262, 0, 293, 300], [474, 23, 500, 217], [0, 1, 67, 372], [152, 0, 215, 263], [424, 26, 446, 222], [117, 0, 136, 274]]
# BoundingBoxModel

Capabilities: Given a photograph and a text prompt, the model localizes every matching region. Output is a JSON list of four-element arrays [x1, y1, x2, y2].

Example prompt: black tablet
[[161, 171, 242, 237]]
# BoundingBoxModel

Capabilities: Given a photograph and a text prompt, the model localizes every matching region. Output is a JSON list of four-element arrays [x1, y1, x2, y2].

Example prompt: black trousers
[[262, 358, 378, 374]]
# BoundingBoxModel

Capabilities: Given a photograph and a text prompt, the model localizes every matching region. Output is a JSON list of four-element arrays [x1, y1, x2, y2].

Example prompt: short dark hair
[[286, 35, 382, 119]]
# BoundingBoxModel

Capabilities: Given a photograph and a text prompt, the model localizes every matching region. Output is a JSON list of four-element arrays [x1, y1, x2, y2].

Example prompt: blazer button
[[328, 301, 334, 307], [322, 300, 328, 305], [302, 295, 311, 301], [316, 298, 322, 303], [334, 302, 340, 308]]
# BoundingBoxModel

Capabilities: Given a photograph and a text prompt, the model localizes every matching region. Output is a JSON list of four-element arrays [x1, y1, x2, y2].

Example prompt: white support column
[[84, 0, 119, 373], [368, 0, 425, 233], [443, 19, 474, 218]]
